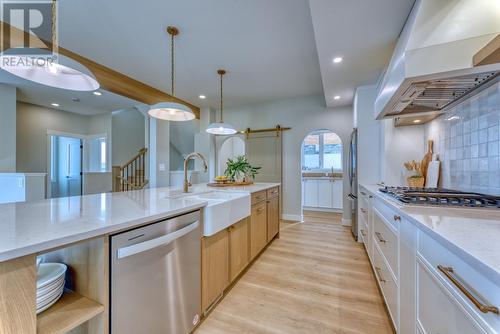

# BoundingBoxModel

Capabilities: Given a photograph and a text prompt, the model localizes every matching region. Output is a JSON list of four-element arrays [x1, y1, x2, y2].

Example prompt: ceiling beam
[[0, 21, 200, 118]]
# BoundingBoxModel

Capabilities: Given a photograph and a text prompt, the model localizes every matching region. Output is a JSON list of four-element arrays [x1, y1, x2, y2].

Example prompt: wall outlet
[[158, 163, 166, 171]]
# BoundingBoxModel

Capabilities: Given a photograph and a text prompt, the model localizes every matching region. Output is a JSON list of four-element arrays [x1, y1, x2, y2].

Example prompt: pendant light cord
[[220, 71, 223, 122], [171, 31, 174, 95], [51, 0, 58, 57]]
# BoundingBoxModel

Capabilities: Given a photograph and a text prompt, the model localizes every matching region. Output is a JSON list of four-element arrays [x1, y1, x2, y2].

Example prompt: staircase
[[112, 148, 149, 192]]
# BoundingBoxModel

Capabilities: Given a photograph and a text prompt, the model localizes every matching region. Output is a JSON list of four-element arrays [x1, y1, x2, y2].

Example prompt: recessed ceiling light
[[333, 57, 343, 63], [93, 91, 102, 96], [413, 119, 422, 123], [51, 103, 60, 107], [199, 95, 206, 99], [334, 95, 341, 100]]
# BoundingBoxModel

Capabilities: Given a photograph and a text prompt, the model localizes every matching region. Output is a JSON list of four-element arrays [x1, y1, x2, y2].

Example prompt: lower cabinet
[[267, 196, 279, 242], [250, 201, 268, 259], [229, 218, 249, 282], [202, 187, 281, 313], [202, 229, 229, 311], [302, 178, 343, 210]]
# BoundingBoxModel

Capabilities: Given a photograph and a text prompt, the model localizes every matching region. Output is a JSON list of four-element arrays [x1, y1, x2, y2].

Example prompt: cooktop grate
[[379, 186, 500, 208]]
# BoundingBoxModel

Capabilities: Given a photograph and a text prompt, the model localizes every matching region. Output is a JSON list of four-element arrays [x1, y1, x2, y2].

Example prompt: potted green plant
[[224, 155, 261, 183]]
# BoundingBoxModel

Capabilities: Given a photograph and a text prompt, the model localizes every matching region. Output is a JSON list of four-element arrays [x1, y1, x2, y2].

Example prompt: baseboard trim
[[341, 218, 352, 226], [302, 207, 342, 213], [281, 214, 303, 222]]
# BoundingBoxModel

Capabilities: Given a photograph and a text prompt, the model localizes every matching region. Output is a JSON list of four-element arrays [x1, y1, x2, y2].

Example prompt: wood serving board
[[207, 181, 254, 187]]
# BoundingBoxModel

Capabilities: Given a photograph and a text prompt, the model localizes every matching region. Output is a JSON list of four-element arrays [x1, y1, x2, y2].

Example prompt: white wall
[[16, 102, 90, 173], [380, 119, 425, 186], [0, 84, 17, 172], [111, 108, 145, 166], [220, 95, 353, 221], [354, 85, 382, 185], [194, 107, 217, 183]]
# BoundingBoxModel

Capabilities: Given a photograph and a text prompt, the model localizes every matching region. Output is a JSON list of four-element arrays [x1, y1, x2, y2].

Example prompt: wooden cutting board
[[421, 140, 433, 181]]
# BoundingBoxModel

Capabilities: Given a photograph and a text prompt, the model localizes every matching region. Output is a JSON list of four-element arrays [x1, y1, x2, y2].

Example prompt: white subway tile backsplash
[[425, 82, 500, 196]]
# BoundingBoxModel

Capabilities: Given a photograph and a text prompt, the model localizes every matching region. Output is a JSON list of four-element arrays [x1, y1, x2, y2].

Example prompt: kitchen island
[[0, 182, 280, 334]]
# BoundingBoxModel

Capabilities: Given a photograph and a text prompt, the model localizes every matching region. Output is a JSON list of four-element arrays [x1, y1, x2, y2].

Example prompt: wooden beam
[[473, 34, 500, 67], [0, 21, 200, 118]]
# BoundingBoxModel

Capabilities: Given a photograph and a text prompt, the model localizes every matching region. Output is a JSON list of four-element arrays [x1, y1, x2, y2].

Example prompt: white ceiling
[[57, 0, 323, 109], [0, 0, 415, 111], [309, 0, 415, 107]]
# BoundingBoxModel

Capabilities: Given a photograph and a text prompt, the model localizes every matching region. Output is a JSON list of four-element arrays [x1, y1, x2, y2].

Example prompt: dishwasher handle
[[117, 221, 199, 259]]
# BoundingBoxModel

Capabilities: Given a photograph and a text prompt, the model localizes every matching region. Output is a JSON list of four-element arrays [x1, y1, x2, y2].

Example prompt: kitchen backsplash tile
[[425, 81, 500, 195]]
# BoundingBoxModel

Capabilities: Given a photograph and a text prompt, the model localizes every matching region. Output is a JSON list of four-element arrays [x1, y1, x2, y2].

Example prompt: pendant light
[[0, 0, 99, 91], [206, 69, 237, 135], [148, 26, 195, 121]]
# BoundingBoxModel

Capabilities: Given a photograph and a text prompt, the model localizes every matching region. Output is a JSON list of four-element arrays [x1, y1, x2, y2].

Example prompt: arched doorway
[[301, 129, 343, 215], [217, 136, 246, 176]]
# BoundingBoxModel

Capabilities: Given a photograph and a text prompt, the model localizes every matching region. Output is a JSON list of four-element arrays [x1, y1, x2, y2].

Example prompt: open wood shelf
[[37, 290, 104, 334]]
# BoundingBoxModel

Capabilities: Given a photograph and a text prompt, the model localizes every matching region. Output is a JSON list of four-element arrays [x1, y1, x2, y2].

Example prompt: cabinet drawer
[[373, 244, 398, 328], [417, 259, 486, 334], [374, 198, 401, 231], [251, 190, 267, 205], [418, 229, 500, 332], [266, 186, 279, 199], [373, 208, 398, 277]]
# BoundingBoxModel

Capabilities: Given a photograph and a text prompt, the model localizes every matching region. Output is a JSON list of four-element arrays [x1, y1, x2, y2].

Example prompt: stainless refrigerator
[[348, 128, 358, 240]]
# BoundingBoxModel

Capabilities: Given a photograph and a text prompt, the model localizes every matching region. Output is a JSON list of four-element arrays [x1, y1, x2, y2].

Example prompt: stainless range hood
[[375, 0, 500, 124]]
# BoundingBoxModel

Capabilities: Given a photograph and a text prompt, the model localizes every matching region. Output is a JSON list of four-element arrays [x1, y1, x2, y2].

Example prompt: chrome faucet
[[183, 152, 208, 193]]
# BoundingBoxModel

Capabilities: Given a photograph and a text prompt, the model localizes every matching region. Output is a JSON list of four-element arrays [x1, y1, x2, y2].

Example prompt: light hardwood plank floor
[[195, 212, 393, 334]]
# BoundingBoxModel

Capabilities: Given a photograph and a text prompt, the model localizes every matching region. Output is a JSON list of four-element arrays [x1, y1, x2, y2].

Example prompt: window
[[302, 131, 342, 171], [86, 135, 108, 172]]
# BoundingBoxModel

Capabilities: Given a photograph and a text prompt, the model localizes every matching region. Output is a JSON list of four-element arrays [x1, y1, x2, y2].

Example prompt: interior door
[[54, 136, 82, 198], [245, 132, 282, 183]]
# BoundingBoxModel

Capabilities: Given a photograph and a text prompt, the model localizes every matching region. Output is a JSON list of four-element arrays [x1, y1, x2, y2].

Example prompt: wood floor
[[195, 211, 393, 334]]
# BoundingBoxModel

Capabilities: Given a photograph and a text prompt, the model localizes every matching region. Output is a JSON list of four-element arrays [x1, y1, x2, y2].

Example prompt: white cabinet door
[[416, 260, 486, 334], [303, 179, 318, 207], [331, 179, 343, 209], [317, 180, 332, 208]]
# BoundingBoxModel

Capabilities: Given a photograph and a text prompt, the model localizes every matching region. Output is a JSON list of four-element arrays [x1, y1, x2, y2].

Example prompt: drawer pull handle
[[375, 232, 387, 243], [369, 195, 373, 199], [375, 267, 386, 283], [257, 208, 264, 214], [393, 215, 401, 222], [438, 265, 499, 315], [360, 191, 366, 196], [360, 229, 366, 237], [360, 208, 367, 214]]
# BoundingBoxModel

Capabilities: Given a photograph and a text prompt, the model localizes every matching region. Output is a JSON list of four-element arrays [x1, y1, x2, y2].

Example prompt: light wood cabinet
[[250, 201, 268, 260], [267, 196, 279, 242], [229, 218, 249, 282], [202, 229, 229, 311]]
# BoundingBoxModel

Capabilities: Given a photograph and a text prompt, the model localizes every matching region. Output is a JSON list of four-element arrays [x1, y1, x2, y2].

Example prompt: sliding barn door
[[245, 132, 282, 183]]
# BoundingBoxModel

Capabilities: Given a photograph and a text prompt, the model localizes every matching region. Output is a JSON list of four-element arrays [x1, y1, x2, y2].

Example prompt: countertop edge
[[0, 202, 207, 263], [359, 184, 500, 284]]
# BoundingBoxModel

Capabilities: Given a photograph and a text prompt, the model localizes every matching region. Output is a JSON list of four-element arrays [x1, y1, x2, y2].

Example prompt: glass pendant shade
[[148, 102, 196, 121], [206, 122, 237, 135], [0, 48, 99, 91]]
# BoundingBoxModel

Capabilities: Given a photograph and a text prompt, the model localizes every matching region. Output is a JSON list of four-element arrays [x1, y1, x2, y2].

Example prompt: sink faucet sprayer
[[183, 152, 208, 193]]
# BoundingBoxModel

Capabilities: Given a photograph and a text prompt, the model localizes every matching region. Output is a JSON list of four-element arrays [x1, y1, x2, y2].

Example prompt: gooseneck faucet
[[183, 152, 208, 193]]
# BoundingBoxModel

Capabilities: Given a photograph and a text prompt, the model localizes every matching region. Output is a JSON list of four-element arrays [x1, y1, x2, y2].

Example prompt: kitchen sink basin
[[182, 191, 251, 236]]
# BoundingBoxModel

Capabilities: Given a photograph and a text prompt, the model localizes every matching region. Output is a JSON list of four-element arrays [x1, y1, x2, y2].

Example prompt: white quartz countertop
[[360, 184, 500, 283], [0, 182, 280, 262]]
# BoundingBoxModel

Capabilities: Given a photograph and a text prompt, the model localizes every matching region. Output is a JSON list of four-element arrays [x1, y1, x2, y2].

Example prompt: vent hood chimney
[[375, 0, 500, 123]]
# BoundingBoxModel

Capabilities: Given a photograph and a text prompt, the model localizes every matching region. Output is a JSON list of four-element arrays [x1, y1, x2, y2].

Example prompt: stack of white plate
[[36, 263, 67, 314]]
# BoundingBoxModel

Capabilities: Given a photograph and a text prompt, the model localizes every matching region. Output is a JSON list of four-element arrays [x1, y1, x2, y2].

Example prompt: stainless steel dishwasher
[[111, 210, 201, 334]]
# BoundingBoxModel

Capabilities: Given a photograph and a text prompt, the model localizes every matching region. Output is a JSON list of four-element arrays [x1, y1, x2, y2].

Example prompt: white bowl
[[37, 276, 64, 297], [37, 263, 67, 289]]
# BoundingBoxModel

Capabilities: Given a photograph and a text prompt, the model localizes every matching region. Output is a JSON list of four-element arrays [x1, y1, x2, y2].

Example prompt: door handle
[[117, 221, 199, 259]]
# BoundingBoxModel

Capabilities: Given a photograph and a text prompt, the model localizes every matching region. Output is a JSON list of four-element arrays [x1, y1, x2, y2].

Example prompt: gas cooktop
[[379, 186, 500, 208]]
